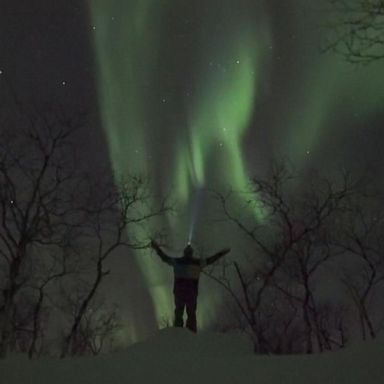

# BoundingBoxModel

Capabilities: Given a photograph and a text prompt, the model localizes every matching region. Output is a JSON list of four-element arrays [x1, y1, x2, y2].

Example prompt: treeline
[[1, 104, 383, 358], [206, 163, 384, 354], [0, 104, 167, 358]]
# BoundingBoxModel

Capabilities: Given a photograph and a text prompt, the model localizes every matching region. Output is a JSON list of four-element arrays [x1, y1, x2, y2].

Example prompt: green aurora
[[89, 0, 384, 335]]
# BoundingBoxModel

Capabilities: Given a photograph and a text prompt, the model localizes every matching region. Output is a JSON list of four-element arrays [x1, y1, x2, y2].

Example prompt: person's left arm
[[205, 248, 231, 266]]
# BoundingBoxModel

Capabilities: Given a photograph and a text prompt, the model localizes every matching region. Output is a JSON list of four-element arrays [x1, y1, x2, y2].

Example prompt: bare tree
[[273, 239, 329, 353], [208, 164, 361, 353], [0, 100, 171, 358], [323, 0, 384, 63], [336, 203, 384, 340], [60, 176, 169, 357], [26, 245, 72, 358], [316, 302, 350, 350], [59, 289, 121, 357], [0, 103, 84, 358]]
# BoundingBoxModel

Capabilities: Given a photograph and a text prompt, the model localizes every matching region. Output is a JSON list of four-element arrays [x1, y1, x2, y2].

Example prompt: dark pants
[[173, 278, 198, 332]]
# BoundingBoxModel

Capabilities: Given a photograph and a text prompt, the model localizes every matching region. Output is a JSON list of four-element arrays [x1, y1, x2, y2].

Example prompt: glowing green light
[[179, 22, 268, 220], [89, 0, 270, 332], [281, 1, 384, 165]]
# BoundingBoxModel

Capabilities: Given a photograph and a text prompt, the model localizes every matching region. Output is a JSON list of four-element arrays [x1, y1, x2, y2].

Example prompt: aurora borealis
[[87, 0, 384, 335], [1, 0, 384, 343], [89, 0, 272, 328]]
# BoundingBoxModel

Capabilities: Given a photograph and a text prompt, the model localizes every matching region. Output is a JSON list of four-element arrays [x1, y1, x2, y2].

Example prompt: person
[[150, 240, 230, 332]]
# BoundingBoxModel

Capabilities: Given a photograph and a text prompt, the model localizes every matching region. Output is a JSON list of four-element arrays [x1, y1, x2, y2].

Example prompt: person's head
[[183, 244, 194, 259]]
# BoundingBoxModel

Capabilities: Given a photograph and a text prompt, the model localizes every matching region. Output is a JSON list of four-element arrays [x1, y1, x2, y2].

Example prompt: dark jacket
[[156, 250, 226, 280]]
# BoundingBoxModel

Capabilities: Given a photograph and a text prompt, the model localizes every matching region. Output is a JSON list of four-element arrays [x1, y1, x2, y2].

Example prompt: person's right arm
[[151, 240, 174, 265]]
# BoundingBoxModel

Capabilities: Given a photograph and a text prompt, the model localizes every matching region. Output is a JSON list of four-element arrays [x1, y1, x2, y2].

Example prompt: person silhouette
[[151, 240, 230, 332]]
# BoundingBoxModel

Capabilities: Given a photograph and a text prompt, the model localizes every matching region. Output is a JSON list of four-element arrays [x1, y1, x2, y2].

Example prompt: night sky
[[1, 0, 384, 342]]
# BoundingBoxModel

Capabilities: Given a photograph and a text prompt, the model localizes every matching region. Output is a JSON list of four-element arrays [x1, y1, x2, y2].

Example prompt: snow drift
[[1, 328, 384, 384]]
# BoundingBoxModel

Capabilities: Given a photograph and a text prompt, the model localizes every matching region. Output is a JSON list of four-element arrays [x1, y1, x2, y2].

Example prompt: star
[[61, 81, 67, 86]]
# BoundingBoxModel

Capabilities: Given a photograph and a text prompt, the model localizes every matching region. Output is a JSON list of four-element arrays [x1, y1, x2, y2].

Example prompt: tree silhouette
[[0, 103, 83, 357], [324, 0, 384, 63], [207, 163, 374, 353]]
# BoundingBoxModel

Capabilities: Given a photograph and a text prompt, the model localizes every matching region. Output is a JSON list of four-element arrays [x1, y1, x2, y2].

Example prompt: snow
[[1, 328, 384, 384]]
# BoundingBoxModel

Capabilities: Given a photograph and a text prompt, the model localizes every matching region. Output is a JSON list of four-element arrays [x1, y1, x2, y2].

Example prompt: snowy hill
[[1, 328, 384, 384]]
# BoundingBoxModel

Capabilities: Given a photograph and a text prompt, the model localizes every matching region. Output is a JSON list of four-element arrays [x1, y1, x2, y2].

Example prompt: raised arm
[[151, 240, 174, 265], [205, 248, 231, 266]]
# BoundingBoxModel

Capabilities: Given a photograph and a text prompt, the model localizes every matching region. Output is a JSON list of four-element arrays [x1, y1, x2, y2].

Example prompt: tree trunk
[[61, 260, 105, 358], [28, 288, 44, 359], [360, 301, 376, 339]]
